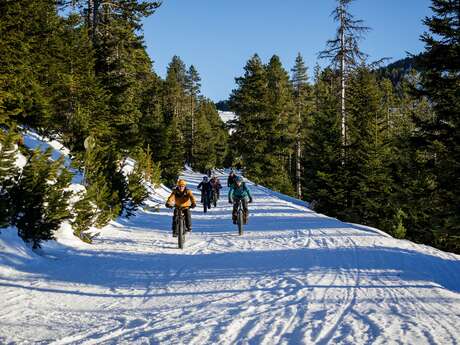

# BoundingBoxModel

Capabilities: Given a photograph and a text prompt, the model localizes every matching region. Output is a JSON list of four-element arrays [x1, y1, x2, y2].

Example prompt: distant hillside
[[378, 55, 424, 86], [215, 100, 231, 112]]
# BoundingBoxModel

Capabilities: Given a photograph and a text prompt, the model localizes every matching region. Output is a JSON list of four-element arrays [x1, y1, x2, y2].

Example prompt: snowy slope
[[1, 168, 460, 344], [218, 111, 236, 125]]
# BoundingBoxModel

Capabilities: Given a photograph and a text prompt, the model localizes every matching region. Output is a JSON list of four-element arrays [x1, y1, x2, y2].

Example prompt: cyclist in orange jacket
[[166, 179, 196, 236]]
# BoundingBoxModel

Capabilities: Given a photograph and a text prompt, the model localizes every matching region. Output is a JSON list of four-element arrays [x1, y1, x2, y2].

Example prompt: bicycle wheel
[[237, 207, 243, 236], [178, 213, 185, 249]]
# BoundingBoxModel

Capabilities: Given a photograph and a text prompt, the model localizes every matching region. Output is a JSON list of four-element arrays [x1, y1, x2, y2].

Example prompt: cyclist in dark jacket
[[228, 175, 253, 224], [227, 170, 237, 188], [197, 176, 213, 210], [210, 176, 222, 200]]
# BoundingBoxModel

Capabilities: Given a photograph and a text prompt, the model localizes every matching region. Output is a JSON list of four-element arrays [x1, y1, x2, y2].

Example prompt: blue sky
[[142, 0, 433, 102]]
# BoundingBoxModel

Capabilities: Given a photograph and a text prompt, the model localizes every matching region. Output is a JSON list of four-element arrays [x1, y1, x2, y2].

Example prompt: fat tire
[[237, 209, 243, 235], [178, 213, 185, 249]]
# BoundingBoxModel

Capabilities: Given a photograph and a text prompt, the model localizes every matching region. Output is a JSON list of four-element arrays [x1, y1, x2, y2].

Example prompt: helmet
[[203, 176, 208, 181], [235, 176, 243, 183], [177, 179, 186, 187]]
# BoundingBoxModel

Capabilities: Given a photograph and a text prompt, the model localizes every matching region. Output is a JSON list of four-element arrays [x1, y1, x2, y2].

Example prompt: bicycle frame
[[174, 206, 187, 249], [234, 199, 244, 235]]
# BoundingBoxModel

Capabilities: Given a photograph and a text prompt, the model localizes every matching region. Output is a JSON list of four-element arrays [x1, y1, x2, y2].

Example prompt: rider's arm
[[228, 187, 234, 202], [166, 192, 175, 206], [245, 185, 253, 202], [188, 190, 197, 205]]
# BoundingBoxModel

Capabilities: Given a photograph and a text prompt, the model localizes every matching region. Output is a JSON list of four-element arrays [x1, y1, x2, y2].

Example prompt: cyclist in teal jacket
[[228, 176, 253, 224]]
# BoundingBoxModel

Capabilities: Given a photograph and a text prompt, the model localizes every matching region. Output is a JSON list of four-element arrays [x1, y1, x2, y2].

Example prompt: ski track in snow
[[1, 169, 460, 344]]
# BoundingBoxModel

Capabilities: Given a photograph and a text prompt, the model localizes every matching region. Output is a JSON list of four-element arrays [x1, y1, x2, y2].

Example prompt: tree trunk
[[340, 2, 346, 164]]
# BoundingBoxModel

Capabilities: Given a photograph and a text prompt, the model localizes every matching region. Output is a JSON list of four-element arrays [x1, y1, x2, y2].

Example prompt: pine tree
[[0, 130, 19, 228], [11, 148, 72, 249], [47, 12, 106, 154], [161, 117, 186, 186], [0, 0, 60, 130], [123, 162, 149, 217], [345, 67, 394, 228], [303, 67, 344, 215], [413, 0, 460, 251], [185, 65, 201, 164], [319, 0, 369, 162], [264, 55, 296, 194], [164, 56, 188, 123], [291, 53, 313, 198], [230, 54, 269, 184], [82, 142, 123, 226], [230, 54, 296, 193], [192, 104, 215, 172]]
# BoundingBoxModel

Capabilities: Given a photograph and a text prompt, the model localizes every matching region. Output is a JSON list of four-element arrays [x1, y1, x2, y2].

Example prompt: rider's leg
[[232, 200, 238, 224], [172, 208, 178, 236], [184, 208, 192, 232], [242, 198, 249, 224], [207, 191, 212, 208]]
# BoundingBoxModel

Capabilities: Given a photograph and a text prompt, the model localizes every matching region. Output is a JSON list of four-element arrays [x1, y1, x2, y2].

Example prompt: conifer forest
[[1, 0, 459, 254]]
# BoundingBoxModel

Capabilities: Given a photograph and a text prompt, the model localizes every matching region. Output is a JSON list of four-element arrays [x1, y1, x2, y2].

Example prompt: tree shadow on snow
[[1, 245, 460, 297]]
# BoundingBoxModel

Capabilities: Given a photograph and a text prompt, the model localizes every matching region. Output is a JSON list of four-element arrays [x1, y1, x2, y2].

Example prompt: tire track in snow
[[311, 236, 361, 344]]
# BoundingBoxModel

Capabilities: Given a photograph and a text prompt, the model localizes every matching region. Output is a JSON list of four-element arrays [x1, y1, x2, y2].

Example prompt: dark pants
[[201, 190, 211, 208], [172, 208, 191, 233], [232, 198, 249, 223]]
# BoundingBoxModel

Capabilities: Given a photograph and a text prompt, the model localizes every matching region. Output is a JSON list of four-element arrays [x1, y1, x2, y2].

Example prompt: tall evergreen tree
[[0, 131, 19, 228], [192, 101, 216, 172], [230, 54, 296, 193], [185, 65, 201, 164], [345, 67, 394, 228], [303, 67, 344, 215], [11, 148, 72, 249], [291, 53, 312, 198], [164, 56, 188, 123], [230, 54, 270, 183], [265, 55, 296, 194], [413, 0, 460, 251], [0, 0, 62, 131], [319, 0, 369, 162]]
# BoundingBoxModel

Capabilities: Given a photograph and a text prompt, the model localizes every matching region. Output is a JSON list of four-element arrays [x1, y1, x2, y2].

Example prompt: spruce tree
[[185, 65, 201, 164], [230, 54, 269, 184], [264, 55, 296, 194], [192, 103, 216, 172], [413, 0, 460, 251], [319, 0, 369, 162], [345, 67, 393, 228], [303, 67, 344, 215], [291, 53, 313, 198], [0, 131, 19, 228], [11, 148, 72, 249], [161, 117, 186, 186]]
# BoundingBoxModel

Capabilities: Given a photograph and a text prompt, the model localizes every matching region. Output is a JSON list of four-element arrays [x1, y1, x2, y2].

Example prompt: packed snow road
[[1, 169, 460, 344]]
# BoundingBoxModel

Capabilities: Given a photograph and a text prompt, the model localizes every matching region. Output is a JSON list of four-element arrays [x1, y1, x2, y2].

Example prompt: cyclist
[[210, 176, 222, 200], [228, 175, 253, 224], [165, 179, 196, 236], [197, 175, 212, 210], [227, 170, 237, 188]]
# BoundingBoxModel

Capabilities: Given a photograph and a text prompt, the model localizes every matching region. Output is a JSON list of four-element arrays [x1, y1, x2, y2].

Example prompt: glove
[[191, 203, 196, 209], [249, 198, 253, 203], [165, 203, 173, 209], [228, 199, 233, 204]]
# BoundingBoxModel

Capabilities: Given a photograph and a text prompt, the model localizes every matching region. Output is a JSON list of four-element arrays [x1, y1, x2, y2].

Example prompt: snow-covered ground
[[1, 166, 460, 343], [218, 111, 236, 125]]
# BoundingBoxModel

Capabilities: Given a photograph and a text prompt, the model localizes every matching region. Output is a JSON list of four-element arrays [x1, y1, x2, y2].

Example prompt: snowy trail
[[1, 169, 460, 344]]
